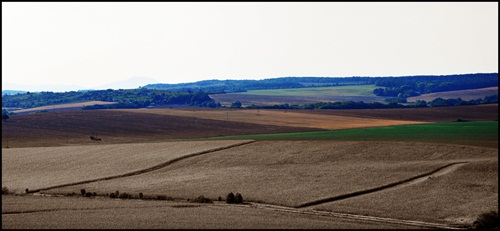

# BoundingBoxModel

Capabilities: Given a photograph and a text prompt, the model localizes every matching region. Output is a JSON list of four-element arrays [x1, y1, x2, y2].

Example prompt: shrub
[[218, 196, 222, 201], [85, 192, 93, 197], [192, 195, 213, 203], [226, 192, 236, 204], [115, 190, 119, 198], [2, 187, 9, 195], [235, 193, 243, 204], [471, 210, 499, 229], [109, 193, 116, 198], [157, 195, 167, 200], [139, 193, 143, 199], [80, 189, 86, 196], [118, 192, 129, 199]]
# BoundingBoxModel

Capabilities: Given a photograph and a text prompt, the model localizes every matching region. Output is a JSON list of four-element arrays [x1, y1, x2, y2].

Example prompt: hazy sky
[[2, 2, 498, 91]]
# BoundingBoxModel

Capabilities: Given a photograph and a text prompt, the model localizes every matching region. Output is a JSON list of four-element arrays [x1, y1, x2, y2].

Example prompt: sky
[[2, 2, 498, 92]]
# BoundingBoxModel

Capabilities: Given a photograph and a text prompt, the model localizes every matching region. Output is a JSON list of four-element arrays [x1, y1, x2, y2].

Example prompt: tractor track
[[29, 140, 256, 193], [295, 161, 468, 208]]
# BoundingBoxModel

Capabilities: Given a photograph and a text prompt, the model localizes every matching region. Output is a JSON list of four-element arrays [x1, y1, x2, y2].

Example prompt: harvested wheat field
[[10, 101, 117, 114], [407, 86, 498, 102], [37, 140, 497, 227], [1, 140, 253, 194], [114, 108, 427, 130]]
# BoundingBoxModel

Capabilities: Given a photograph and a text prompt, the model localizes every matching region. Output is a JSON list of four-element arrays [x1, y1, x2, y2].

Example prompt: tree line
[[1, 88, 221, 109], [144, 73, 498, 96], [372, 73, 498, 99], [240, 94, 498, 110]]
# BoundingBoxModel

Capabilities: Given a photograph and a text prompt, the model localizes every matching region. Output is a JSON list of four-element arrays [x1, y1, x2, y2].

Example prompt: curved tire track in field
[[29, 140, 256, 193], [295, 161, 468, 208]]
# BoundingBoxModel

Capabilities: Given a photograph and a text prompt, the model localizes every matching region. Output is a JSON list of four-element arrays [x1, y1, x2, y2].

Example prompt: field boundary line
[[29, 140, 256, 193], [295, 161, 468, 208]]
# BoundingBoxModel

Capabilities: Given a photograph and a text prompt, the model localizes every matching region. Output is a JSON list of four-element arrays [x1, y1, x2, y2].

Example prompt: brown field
[[2, 105, 498, 229], [407, 86, 498, 102], [1, 110, 321, 148], [9, 101, 117, 114], [5, 104, 496, 148]]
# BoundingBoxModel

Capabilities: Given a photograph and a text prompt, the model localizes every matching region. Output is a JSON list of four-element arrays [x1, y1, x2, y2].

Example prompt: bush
[[235, 193, 243, 204], [85, 192, 93, 197], [139, 193, 143, 199], [192, 195, 212, 203], [226, 192, 236, 204], [471, 210, 499, 229], [109, 193, 116, 198], [2, 187, 9, 195], [118, 192, 129, 199], [157, 195, 167, 200], [80, 189, 86, 196]]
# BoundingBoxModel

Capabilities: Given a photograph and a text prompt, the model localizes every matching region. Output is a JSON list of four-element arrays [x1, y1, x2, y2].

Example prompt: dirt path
[[244, 202, 467, 229]]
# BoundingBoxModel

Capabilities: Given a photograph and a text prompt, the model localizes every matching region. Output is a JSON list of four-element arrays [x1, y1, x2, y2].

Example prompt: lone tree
[[235, 193, 243, 204], [226, 192, 236, 204]]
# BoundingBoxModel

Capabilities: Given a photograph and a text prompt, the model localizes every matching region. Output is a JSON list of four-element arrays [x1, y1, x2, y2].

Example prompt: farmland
[[6, 101, 118, 114], [407, 86, 498, 102], [2, 104, 498, 229], [209, 85, 386, 106]]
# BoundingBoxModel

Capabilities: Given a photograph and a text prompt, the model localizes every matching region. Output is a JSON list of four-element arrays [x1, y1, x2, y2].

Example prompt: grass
[[203, 121, 498, 144], [233, 85, 379, 97]]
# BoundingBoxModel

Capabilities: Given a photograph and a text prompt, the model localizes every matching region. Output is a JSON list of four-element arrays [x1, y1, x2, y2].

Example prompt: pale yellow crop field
[[112, 108, 427, 130], [407, 86, 498, 102], [1, 140, 252, 194], [11, 101, 117, 114]]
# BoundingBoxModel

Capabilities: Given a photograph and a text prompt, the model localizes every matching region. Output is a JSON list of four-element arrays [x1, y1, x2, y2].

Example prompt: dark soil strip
[[28, 140, 256, 193], [295, 161, 468, 208]]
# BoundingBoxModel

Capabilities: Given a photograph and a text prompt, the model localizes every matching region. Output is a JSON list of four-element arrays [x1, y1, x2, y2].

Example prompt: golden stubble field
[[112, 108, 427, 130]]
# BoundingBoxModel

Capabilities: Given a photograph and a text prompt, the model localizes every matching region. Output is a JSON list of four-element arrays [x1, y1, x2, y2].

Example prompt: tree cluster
[[245, 94, 498, 110], [372, 73, 498, 98], [2, 88, 221, 109]]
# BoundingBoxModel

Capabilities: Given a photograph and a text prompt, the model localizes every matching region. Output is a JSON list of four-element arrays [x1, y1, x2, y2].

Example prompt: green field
[[204, 121, 498, 145], [234, 85, 379, 97]]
